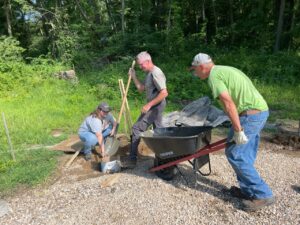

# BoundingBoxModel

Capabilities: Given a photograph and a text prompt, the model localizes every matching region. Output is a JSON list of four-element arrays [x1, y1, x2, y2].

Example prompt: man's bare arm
[[218, 91, 242, 132], [129, 68, 145, 92], [142, 89, 168, 113]]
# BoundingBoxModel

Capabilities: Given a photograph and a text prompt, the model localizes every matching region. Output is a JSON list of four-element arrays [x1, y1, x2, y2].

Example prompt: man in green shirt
[[190, 53, 275, 211]]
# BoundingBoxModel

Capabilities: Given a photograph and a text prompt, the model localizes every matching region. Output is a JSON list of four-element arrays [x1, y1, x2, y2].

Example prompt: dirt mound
[[271, 119, 300, 150]]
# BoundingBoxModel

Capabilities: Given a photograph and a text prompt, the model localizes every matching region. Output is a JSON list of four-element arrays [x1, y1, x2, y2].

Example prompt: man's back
[[144, 65, 166, 102], [208, 65, 268, 113]]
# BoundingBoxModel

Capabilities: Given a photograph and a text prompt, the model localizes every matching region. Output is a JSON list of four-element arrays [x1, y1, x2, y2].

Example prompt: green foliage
[[52, 29, 79, 64], [0, 56, 65, 98], [214, 48, 300, 85], [26, 36, 49, 58], [0, 160, 16, 173], [0, 36, 25, 62]]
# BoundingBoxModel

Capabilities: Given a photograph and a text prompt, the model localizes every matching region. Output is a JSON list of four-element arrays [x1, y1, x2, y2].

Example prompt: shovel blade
[[105, 136, 120, 157]]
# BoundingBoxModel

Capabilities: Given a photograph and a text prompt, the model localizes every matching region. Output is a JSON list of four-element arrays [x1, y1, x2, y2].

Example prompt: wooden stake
[[120, 79, 133, 129], [119, 79, 128, 135], [2, 112, 16, 161], [119, 79, 132, 133], [100, 173, 121, 188], [117, 60, 135, 124], [118, 79, 129, 135], [65, 149, 80, 167]]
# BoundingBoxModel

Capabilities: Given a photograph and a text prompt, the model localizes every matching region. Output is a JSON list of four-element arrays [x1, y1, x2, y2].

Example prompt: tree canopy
[[1, 0, 299, 65]]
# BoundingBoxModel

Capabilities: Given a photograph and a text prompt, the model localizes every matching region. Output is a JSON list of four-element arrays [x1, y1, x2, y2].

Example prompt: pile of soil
[[271, 120, 300, 150]]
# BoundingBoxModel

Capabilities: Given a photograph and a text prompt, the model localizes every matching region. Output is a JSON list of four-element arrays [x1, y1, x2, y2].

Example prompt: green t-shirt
[[208, 65, 268, 114]]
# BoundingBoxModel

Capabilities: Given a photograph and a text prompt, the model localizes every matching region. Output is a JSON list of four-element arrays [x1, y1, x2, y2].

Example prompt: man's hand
[[232, 129, 248, 145], [141, 103, 152, 114], [128, 68, 136, 79]]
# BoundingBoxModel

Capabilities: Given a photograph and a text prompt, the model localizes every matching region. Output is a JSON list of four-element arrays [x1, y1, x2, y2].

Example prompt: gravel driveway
[[0, 139, 299, 225]]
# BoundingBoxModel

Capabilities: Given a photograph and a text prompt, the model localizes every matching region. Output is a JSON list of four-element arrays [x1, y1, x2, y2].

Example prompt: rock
[[0, 200, 12, 218], [54, 70, 78, 83]]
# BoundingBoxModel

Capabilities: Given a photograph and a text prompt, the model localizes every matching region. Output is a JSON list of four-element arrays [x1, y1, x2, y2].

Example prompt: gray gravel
[[0, 141, 299, 225]]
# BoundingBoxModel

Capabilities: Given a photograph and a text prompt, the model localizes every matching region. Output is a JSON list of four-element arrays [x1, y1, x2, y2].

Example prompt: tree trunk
[[288, 0, 299, 50], [274, 0, 285, 52], [4, 0, 13, 36], [229, 0, 234, 44], [75, 0, 90, 22], [104, 0, 116, 31], [206, 0, 217, 43], [212, 0, 218, 35], [201, 0, 206, 42], [91, 0, 101, 25], [167, 0, 172, 32], [202, 0, 206, 21], [121, 0, 125, 35]]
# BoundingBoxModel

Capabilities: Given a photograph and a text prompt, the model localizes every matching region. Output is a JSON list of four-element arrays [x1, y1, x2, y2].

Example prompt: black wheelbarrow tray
[[140, 126, 228, 181]]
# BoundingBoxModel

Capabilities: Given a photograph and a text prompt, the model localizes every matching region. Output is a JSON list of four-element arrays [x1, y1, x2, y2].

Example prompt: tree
[[274, 0, 286, 52], [4, 0, 13, 36]]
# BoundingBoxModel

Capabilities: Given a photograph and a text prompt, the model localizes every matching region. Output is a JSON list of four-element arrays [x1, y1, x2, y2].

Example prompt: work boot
[[121, 158, 137, 169], [84, 153, 92, 161], [229, 186, 252, 200], [242, 197, 276, 212]]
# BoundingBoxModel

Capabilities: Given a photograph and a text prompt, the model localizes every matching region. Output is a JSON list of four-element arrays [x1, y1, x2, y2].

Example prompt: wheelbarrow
[[141, 126, 228, 181]]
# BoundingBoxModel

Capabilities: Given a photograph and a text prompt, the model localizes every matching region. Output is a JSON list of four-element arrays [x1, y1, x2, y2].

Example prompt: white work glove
[[232, 129, 249, 145]]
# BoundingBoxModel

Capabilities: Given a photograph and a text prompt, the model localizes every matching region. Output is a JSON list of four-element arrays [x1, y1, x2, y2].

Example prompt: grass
[[257, 83, 300, 121], [0, 51, 299, 195], [0, 149, 61, 197]]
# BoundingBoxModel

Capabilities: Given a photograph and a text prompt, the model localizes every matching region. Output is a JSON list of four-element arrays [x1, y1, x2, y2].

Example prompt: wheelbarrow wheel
[[154, 157, 177, 181]]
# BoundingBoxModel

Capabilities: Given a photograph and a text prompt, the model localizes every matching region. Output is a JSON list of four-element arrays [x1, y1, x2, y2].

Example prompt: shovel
[[104, 60, 136, 156]]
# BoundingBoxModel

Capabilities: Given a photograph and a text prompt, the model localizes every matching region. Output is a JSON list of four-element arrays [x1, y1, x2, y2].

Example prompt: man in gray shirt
[[122, 51, 168, 168]]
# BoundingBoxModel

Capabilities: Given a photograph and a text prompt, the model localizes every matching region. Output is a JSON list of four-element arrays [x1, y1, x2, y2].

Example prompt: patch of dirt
[[272, 134, 300, 150], [49, 134, 132, 185], [269, 120, 300, 150], [48, 135, 83, 152], [51, 129, 64, 137]]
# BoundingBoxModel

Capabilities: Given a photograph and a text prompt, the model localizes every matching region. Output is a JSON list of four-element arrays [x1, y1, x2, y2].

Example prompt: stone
[[0, 200, 12, 218]]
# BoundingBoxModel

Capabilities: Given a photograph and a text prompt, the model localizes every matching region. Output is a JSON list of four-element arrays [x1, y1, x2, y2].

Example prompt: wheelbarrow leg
[[188, 155, 212, 177], [195, 156, 212, 176], [174, 165, 189, 186]]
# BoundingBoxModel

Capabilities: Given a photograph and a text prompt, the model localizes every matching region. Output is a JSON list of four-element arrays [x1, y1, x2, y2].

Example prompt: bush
[[0, 58, 65, 98], [0, 36, 25, 62]]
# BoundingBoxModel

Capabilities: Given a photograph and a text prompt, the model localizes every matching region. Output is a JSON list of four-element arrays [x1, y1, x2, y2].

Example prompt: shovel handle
[[117, 60, 136, 123]]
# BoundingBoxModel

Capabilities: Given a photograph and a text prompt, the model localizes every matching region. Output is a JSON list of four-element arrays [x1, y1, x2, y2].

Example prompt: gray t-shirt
[[144, 66, 167, 102], [78, 115, 103, 134], [102, 113, 115, 130]]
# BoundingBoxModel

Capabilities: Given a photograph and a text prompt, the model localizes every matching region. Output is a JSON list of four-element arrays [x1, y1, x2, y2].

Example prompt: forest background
[[0, 0, 299, 195]]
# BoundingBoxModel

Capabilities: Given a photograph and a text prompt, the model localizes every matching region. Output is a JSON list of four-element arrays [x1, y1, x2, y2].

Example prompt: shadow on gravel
[[122, 157, 243, 211], [291, 185, 300, 194], [171, 164, 242, 210]]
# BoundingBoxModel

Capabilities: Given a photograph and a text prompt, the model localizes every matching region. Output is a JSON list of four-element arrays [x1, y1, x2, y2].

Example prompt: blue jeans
[[79, 132, 98, 155], [225, 111, 273, 199], [102, 124, 113, 139], [79, 125, 113, 155]]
